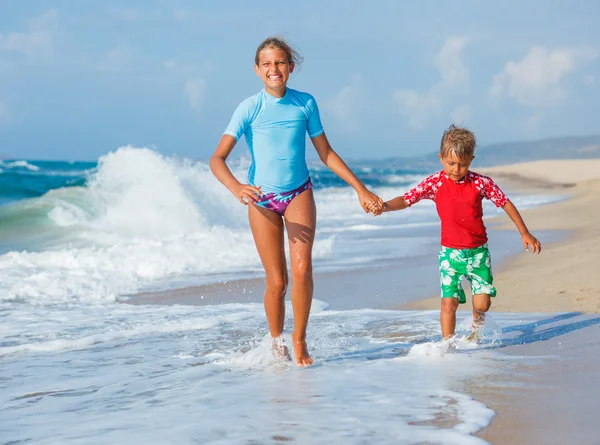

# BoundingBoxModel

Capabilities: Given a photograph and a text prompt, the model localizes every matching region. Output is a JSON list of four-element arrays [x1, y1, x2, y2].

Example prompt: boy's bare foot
[[468, 313, 485, 343], [466, 329, 480, 343], [272, 336, 291, 362], [292, 335, 313, 367], [472, 312, 485, 330]]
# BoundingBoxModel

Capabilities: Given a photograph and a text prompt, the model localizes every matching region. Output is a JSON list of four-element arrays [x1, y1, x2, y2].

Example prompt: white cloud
[[174, 10, 189, 21], [185, 78, 206, 112], [0, 10, 59, 58], [321, 74, 364, 131], [583, 75, 595, 86], [96, 47, 136, 72], [393, 37, 470, 130], [0, 102, 10, 125], [526, 112, 543, 130], [164, 59, 177, 70], [490, 46, 597, 107], [450, 105, 471, 125], [108, 8, 141, 21]]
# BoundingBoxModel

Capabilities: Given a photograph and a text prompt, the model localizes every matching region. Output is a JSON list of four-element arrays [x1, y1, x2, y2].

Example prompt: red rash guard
[[403, 171, 508, 249]]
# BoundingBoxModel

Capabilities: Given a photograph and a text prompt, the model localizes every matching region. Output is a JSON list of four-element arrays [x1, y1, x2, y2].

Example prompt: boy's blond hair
[[440, 124, 476, 159]]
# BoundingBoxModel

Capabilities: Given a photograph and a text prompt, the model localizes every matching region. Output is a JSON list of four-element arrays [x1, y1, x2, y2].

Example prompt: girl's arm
[[311, 133, 382, 213], [502, 199, 542, 254], [210, 135, 262, 205]]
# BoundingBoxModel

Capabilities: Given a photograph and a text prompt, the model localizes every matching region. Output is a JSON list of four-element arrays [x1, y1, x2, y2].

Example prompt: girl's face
[[254, 47, 294, 96], [438, 152, 474, 182]]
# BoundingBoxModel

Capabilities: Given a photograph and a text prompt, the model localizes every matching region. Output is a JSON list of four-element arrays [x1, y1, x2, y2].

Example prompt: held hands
[[232, 183, 262, 205], [522, 232, 542, 254], [371, 202, 386, 216], [358, 189, 383, 215]]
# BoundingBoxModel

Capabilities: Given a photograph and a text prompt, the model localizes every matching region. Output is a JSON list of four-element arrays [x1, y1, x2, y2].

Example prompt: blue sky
[[0, 0, 598, 161]]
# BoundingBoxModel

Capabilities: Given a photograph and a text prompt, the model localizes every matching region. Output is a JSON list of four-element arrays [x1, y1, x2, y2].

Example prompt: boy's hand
[[371, 202, 386, 216], [522, 232, 542, 254]]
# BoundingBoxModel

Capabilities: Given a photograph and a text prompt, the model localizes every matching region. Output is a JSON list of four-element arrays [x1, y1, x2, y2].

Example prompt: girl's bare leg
[[248, 204, 289, 359], [283, 189, 317, 367]]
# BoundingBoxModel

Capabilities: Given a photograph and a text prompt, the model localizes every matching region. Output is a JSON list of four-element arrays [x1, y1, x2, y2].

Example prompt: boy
[[374, 125, 541, 340]]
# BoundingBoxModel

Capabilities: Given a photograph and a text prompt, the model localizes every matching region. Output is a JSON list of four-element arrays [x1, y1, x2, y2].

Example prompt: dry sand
[[406, 158, 600, 314]]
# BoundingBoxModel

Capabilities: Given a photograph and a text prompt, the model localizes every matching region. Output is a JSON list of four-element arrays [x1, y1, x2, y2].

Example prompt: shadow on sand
[[486, 312, 600, 349], [322, 312, 600, 364]]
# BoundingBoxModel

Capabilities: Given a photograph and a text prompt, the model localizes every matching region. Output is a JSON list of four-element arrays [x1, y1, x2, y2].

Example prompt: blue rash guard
[[224, 88, 325, 193]]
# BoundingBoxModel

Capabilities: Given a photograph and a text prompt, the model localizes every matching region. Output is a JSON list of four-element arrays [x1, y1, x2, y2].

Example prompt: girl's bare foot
[[272, 336, 291, 362], [292, 335, 313, 367]]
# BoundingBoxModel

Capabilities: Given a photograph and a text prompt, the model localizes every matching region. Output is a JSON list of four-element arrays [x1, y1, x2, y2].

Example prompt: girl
[[210, 37, 382, 367]]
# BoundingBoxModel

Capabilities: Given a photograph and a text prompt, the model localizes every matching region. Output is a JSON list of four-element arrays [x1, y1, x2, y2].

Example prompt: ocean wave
[[0, 147, 563, 304], [0, 160, 40, 171]]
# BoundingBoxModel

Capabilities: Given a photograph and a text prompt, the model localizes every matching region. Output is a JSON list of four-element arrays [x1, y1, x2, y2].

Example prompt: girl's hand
[[371, 202, 386, 216], [232, 184, 262, 205], [358, 189, 383, 214], [522, 232, 542, 254]]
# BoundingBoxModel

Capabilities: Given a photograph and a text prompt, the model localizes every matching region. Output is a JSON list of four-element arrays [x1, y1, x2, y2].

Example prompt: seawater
[[0, 147, 568, 444]]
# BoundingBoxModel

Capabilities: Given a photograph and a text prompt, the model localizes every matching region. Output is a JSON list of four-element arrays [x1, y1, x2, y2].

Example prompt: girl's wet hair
[[440, 124, 476, 159], [254, 37, 303, 67]]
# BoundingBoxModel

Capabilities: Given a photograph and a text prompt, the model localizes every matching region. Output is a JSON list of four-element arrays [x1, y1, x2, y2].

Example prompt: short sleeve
[[306, 96, 324, 139], [402, 172, 443, 206], [223, 97, 255, 141], [473, 174, 509, 208]]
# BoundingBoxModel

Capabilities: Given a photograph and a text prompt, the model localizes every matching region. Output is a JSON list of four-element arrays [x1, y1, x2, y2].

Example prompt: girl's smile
[[255, 48, 294, 97]]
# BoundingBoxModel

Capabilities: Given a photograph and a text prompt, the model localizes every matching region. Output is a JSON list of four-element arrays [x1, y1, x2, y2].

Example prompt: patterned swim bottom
[[438, 244, 496, 303], [254, 178, 313, 216]]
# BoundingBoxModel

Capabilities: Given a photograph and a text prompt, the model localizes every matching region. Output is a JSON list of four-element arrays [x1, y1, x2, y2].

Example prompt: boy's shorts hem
[[438, 244, 496, 304]]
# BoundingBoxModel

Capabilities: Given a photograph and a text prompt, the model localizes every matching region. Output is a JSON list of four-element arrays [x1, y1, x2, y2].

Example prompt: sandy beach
[[407, 158, 600, 314], [127, 158, 600, 444], [402, 158, 600, 444]]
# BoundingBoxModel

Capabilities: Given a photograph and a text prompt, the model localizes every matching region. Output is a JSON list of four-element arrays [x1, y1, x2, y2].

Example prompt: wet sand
[[128, 158, 600, 444], [404, 159, 600, 444]]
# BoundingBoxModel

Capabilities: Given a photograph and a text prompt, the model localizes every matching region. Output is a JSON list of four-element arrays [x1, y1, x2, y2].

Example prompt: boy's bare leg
[[468, 293, 492, 341], [471, 293, 492, 328], [284, 190, 317, 367], [248, 204, 290, 360], [440, 297, 460, 339]]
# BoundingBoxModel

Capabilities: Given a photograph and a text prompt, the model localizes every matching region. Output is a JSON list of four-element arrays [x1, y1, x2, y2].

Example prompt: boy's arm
[[383, 197, 409, 212], [373, 173, 440, 216], [502, 199, 542, 254], [371, 196, 409, 215]]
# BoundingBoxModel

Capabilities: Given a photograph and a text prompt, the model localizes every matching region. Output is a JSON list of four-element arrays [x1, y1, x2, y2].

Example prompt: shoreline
[[446, 159, 600, 444], [125, 158, 600, 444]]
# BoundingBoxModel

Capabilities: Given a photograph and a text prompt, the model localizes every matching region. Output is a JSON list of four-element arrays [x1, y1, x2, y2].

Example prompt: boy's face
[[438, 152, 474, 182]]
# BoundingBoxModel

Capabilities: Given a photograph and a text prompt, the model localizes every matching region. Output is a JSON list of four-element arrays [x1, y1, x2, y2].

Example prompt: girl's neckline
[[263, 87, 288, 101]]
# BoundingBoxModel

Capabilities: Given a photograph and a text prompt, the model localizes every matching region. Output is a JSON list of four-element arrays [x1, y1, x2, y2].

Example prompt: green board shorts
[[438, 244, 496, 304]]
